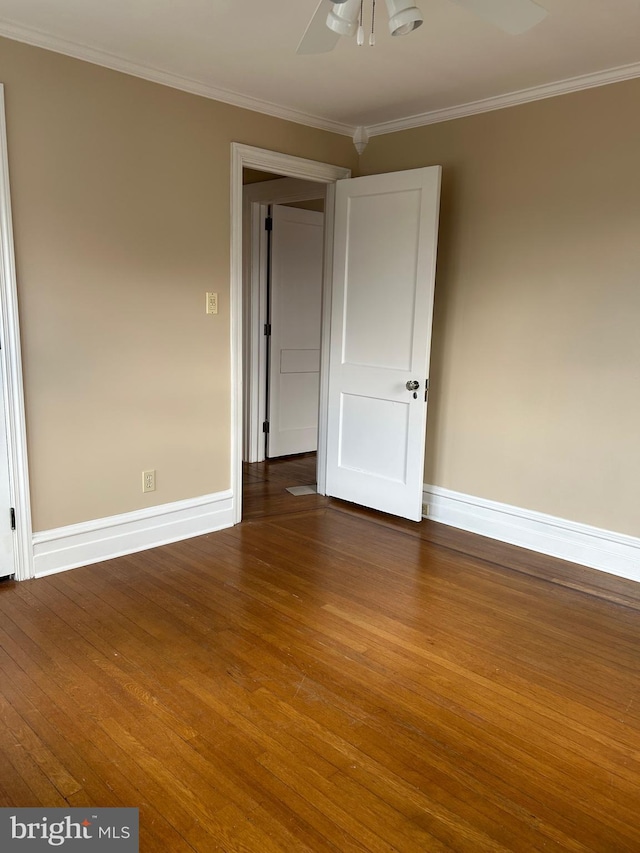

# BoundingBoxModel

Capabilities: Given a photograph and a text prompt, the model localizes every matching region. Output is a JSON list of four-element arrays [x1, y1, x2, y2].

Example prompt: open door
[[325, 166, 442, 521]]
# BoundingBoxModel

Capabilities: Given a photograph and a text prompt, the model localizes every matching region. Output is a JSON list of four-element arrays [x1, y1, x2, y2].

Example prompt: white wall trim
[[3, 17, 640, 144], [315, 182, 337, 498], [32, 490, 234, 578], [423, 484, 640, 584], [0, 85, 34, 581], [0, 20, 354, 137], [366, 61, 640, 137], [243, 200, 269, 464], [2, 18, 640, 141]]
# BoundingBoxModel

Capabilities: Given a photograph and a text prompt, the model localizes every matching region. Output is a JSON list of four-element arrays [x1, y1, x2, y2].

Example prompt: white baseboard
[[423, 484, 640, 584], [32, 490, 235, 578], [30, 483, 640, 584]]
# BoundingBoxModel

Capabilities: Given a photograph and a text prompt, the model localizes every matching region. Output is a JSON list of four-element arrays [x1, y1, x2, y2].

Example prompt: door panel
[[340, 393, 410, 481], [343, 189, 421, 370], [267, 205, 324, 458], [326, 167, 441, 521]]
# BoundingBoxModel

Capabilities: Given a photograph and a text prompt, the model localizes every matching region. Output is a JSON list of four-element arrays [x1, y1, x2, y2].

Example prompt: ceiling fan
[[297, 0, 548, 54]]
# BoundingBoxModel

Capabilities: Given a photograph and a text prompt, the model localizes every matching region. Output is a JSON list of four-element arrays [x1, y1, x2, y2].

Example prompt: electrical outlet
[[142, 470, 156, 493], [206, 292, 218, 315]]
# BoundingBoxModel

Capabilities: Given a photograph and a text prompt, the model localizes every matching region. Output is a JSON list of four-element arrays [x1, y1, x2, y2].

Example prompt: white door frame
[[243, 178, 327, 463], [230, 143, 351, 523], [0, 85, 34, 581]]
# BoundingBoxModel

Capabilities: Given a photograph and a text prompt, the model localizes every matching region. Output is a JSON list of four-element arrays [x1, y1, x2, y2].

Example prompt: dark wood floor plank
[[0, 621, 200, 850], [1, 454, 639, 850], [180, 684, 387, 853], [205, 612, 627, 851], [0, 691, 81, 800], [237, 512, 640, 723]]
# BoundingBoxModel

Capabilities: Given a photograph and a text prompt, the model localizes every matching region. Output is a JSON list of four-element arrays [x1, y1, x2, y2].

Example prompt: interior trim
[[0, 19, 354, 136], [423, 483, 640, 584], [32, 490, 234, 577], [3, 19, 639, 141], [230, 143, 351, 524], [366, 61, 640, 136], [0, 85, 34, 581]]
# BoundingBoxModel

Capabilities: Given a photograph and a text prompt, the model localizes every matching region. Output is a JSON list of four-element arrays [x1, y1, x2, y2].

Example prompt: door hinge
[[10, 508, 15, 531], [425, 378, 429, 401], [265, 216, 273, 232], [263, 323, 271, 336], [262, 421, 270, 434]]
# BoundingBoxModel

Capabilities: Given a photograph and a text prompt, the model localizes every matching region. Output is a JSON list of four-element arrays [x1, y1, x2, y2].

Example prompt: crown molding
[[0, 19, 355, 137], [365, 60, 640, 137], [2, 17, 640, 143]]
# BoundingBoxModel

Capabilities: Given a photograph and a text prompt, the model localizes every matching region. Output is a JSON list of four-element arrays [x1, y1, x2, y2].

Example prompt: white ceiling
[[0, 0, 639, 136]]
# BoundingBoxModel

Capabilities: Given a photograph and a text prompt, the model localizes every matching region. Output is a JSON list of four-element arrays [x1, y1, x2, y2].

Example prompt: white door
[[267, 204, 324, 458], [0, 366, 15, 577], [325, 166, 442, 521]]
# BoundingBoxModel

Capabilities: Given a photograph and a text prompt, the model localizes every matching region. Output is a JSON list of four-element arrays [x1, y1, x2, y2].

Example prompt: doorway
[[242, 453, 330, 521], [243, 174, 326, 463], [233, 145, 441, 527], [231, 144, 351, 524], [242, 172, 328, 517]]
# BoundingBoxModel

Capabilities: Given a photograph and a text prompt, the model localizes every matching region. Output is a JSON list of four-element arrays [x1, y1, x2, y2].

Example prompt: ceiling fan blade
[[449, 0, 548, 34], [297, 0, 341, 54]]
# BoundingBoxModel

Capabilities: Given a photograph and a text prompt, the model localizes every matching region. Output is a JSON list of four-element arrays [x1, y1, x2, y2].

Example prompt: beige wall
[[0, 37, 357, 531], [3, 32, 639, 541], [361, 79, 640, 537]]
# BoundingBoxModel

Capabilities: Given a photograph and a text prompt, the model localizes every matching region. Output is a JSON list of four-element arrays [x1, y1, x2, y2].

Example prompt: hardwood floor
[[242, 452, 330, 520], [1, 455, 640, 850]]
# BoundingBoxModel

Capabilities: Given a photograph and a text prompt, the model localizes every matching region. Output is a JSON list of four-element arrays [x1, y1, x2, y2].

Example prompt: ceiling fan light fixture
[[326, 0, 362, 37], [385, 0, 423, 35]]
